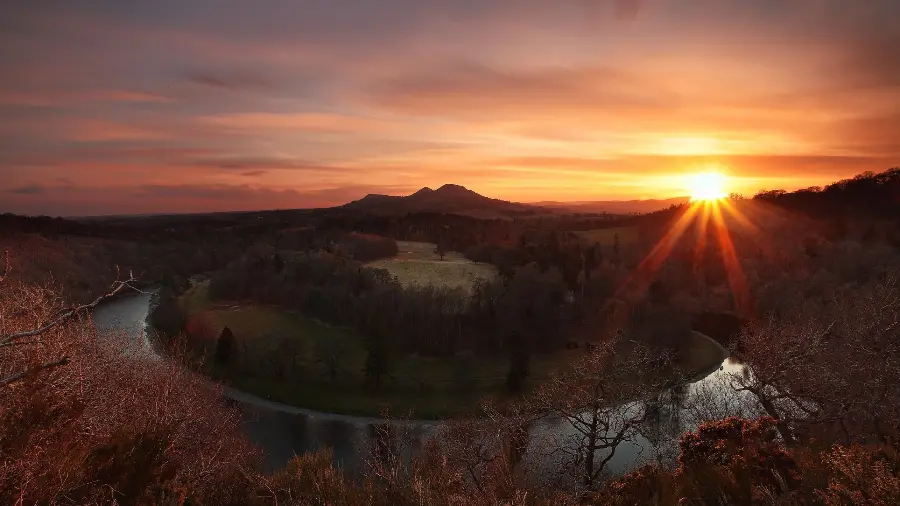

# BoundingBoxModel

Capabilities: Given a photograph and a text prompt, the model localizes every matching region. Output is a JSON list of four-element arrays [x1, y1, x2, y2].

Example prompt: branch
[[0, 272, 139, 346], [0, 339, 43, 349], [0, 249, 8, 283], [0, 356, 69, 387]]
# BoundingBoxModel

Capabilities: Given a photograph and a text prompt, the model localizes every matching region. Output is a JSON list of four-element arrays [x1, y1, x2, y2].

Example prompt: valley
[[4, 169, 900, 504]]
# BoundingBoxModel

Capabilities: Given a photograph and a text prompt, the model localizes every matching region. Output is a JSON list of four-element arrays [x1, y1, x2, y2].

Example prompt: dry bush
[[0, 266, 259, 504], [818, 445, 900, 506], [258, 449, 376, 506]]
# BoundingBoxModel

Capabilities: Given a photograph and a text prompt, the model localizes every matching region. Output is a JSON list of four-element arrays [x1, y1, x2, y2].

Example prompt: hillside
[[340, 184, 539, 217]]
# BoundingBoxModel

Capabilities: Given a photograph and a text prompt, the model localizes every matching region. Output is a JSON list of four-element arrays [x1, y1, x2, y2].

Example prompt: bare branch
[[0, 273, 139, 346], [0, 249, 9, 283], [0, 356, 69, 387]]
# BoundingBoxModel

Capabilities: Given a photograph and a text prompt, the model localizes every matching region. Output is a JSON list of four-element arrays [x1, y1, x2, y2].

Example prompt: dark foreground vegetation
[[1, 168, 899, 504]]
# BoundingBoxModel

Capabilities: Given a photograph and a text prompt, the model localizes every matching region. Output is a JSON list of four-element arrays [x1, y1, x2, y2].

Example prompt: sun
[[687, 171, 728, 201]]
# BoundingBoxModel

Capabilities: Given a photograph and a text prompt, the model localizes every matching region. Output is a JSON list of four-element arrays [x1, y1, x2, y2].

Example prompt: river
[[92, 290, 750, 477]]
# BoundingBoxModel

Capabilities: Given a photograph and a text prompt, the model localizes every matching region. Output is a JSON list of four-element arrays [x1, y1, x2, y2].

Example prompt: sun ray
[[710, 200, 752, 315], [717, 198, 775, 261], [617, 203, 701, 298], [692, 201, 712, 275]]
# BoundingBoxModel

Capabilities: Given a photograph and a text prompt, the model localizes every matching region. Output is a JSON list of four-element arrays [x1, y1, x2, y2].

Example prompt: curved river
[[93, 291, 750, 477]]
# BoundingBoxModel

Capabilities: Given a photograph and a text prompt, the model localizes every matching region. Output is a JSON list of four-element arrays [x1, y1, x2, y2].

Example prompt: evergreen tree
[[216, 326, 235, 367]]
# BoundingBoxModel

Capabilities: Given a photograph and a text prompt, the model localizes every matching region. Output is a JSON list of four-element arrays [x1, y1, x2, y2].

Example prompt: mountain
[[532, 197, 691, 215], [340, 184, 537, 217], [338, 184, 690, 217]]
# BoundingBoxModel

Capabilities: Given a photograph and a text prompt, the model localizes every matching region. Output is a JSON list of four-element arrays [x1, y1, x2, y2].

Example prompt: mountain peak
[[410, 187, 434, 197], [341, 183, 533, 216], [434, 184, 473, 195]]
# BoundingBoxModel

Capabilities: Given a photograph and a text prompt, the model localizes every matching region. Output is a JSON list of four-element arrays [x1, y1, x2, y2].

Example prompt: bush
[[0, 276, 259, 504]]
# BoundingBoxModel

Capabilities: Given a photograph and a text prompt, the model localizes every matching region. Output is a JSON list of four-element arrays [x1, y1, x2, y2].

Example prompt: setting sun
[[688, 172, 728, 201]]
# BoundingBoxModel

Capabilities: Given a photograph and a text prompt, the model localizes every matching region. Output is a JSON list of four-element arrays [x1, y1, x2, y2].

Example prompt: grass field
[[367, 241, 497, 292], [574, 226, 639, 246], [177, 277, 726, 418]]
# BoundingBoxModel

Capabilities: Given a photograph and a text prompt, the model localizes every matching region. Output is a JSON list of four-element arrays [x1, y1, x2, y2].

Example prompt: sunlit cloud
[[1, 0, 898, 215]]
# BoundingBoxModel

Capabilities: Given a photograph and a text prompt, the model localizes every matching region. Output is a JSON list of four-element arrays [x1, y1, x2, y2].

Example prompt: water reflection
[[93, 292, 752, 477]]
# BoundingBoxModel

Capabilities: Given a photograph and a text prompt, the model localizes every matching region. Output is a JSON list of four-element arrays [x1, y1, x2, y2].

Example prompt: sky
[[1, 0, 899, 216]]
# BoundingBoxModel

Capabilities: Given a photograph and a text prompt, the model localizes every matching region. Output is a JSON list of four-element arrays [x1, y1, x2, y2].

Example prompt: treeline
[[191, 237, 693, 393], [755, 167, 900, 220], [206, 247, 574, 359]]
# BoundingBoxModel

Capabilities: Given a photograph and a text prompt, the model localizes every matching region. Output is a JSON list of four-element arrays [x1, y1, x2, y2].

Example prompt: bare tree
[[730, 273, 900, 447], [532, 339, 672, 490]]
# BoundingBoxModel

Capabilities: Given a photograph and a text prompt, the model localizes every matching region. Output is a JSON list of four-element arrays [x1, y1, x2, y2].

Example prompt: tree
[[433, 238, 447, 261], [729, 273, 900, 447], [648, 279, 670, 305], [534, 340, 671, 489], [147, 287, 185, 338], [365, 328, 389, 391], [216, 326, 235, 367], [505, 331, 530, 394]]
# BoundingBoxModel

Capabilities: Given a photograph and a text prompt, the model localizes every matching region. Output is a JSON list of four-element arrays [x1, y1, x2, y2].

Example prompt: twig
[[0, 356, 69, 387]]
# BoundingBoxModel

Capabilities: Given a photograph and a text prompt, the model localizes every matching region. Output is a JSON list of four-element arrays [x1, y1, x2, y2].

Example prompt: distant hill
[[531, 197, 691, 215], [339, 184, 537, 217]]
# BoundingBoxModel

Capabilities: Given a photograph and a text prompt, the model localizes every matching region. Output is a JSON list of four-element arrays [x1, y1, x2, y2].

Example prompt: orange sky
[[1, 0, 899, 215]]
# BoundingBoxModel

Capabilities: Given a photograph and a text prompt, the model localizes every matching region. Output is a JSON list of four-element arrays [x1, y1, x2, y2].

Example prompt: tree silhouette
[[216, 326, 235, 367], [365, 328, 389, 391], [433, 241, 447, 261], [505, 330, 530, 394]]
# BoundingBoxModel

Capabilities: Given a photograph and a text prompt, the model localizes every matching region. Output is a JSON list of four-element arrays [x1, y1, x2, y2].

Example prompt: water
[[92, 291, 749, 476]]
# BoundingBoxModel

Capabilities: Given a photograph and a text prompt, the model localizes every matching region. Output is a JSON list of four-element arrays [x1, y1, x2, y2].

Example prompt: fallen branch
[[0, 356, 70, 387]]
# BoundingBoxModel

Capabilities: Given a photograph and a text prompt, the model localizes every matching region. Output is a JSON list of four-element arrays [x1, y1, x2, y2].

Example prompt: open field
[[574, 226, 639, 246], [367, 240, 497, 292]]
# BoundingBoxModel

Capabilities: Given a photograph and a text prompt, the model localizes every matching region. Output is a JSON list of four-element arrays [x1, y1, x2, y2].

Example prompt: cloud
[[0, 90, 173, 107], [614, 0, 644, 21], [7, 185, 45, 195], [191, 156, 349, 173], [184, 71, 274, 90], [197, 112, 401, 135], [838, 34, 900, 90], [365, 62, 674, 120]]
